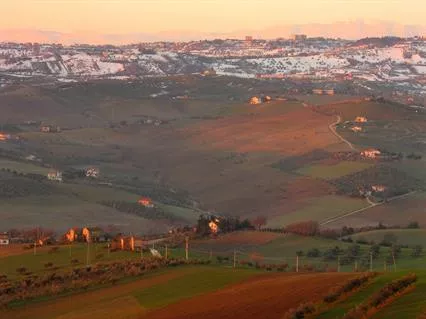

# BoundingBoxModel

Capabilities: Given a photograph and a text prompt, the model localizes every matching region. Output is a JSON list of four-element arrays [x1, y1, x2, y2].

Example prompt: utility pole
[[165, 245, 168, 260], [296, 255, 299, 273], [107, 243, 110, 259], [185, 236, 189, 261], [233, 249, 236, 268], [354, 260, 358, 272], [337, 256, 340, 273], [392, 251, 397, 272], [370, 252, 373, 272], [33, 241, 37, 256], [86, 241, 90, 266]]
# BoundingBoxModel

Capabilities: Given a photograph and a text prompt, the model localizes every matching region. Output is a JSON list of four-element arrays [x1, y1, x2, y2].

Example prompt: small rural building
[[47, 170, 63, 182], [351, 126, 362, 132], [372, 185, 386, 193], [65, 228, 79, 242], [249, 96, 261, 105], [324, 89, 335, 95], [355, 116, 368, 123], [0, 133, 11, 141], [112, 235, 144, 251], [202, 68, 216, 76], [40, 125, 61, 133], [361, 149, 381, 159], [312, 89, 323, 95], [0, 233, 10, 245], [85, 167, 100, 178], [82, 227, 104, 243], [291, 34, 307, 41], [138, 197, 154, 208]]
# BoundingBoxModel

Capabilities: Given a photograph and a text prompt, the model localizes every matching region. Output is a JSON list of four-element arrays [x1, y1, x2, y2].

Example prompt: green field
[[349, 229, 426, 247], [267, 195, 368, 227], [373, 270, 426, 319], [0, 159, 50, 174], [134, 267, 258, 309], [296, 161, 372, 180], [0, 243, 137, 279]]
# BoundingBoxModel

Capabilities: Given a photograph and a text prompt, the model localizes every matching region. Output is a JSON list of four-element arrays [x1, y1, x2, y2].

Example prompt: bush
[[283, 302, 316, 319], [343, 274, 417, 319], [324, 273, 376, 303]]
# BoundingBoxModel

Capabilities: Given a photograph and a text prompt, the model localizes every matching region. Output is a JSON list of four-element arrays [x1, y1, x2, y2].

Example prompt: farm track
[[320, 191, 418, 226], [329, 115, 358, 151], [303, 101, 358, 151]]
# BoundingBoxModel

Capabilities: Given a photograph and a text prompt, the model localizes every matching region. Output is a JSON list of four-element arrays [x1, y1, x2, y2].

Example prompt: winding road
[[328, 115, 357, 151]]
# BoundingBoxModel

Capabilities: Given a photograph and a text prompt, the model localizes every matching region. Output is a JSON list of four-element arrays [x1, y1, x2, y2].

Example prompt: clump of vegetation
[[285, 221, 319, 236], [283, 302, 316, 319], [331, 166, 421, 198], [324, 273, 377, 303], [343, 274, 417, 319]]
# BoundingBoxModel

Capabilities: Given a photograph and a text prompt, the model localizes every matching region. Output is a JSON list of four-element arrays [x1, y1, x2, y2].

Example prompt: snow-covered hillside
[[0, 39, 425, 86]]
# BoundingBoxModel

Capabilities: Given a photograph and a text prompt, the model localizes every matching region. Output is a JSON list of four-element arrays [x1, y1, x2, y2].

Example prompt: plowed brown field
[[186, 107, 339, 155], [145, 272, 355, 319]]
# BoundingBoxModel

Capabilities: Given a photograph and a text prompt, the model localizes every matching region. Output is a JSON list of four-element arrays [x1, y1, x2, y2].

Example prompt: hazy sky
[[2, 0, 425, 34]]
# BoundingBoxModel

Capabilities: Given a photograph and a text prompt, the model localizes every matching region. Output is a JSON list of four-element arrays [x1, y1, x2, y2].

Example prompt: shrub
[[283, 302, 316, 319], [343, 274, 417, 319], [44, 262, 54, 269], [324, 273, 376, 303]]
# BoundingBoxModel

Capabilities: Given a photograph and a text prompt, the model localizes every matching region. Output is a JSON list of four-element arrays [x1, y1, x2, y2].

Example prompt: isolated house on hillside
[[40, 125, 61, 133], [355, 116, 368, 123], [0, 233, 10, 245], [361, 149, 381, 159], [112, 235, 144, 251], [47, 170, 63, 182], [351, 126, 362, 132], [138, 197, 154, 208], [65, 228, 79, 242], [85, 167, 100, 178], [312, 89, 323, 95], [82, 227, 104, 243], [249, 96, 261, 105], [372, 185, 386, 193]]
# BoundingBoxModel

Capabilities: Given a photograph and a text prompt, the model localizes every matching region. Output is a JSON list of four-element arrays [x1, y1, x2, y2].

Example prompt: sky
[[1, 0, 425, 43]]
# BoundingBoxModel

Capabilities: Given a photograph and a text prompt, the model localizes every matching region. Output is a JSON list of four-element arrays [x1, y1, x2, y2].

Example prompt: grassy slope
[[349, 229, 426, 247], [317, 272, 405, 319], [0, 243, 137, 279], [0, 159, 50, 174], [267, 195, 368, 227], [1, 266, 260, 319], [296, 161, 372, 180], [372, 270, 426, 319], [134, 267, 258, 309]]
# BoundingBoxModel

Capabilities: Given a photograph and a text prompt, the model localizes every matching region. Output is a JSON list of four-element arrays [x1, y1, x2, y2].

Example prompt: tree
[[370, 244, 381, 258], [307, 248, 321, 258], [412, 245, 423, 258], [407, 221, 420, 229], [285, 221, 319, 237], [252, 216, 267, 231], [381, 233, 398, 246]]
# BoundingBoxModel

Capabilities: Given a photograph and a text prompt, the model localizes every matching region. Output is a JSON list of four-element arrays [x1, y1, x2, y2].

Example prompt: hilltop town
[[0, 36, 425, 105]]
